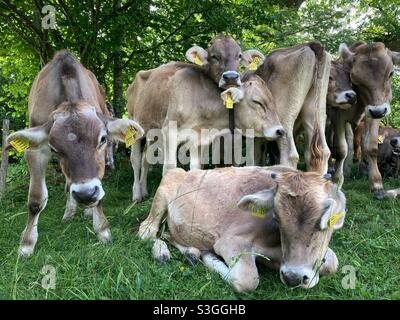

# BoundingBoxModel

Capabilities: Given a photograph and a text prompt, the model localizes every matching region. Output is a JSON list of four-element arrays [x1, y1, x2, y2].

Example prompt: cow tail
[[309, 42, 329, 173]]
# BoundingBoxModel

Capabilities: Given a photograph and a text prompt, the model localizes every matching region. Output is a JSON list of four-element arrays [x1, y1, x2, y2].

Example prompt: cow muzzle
[[219, 71, 241, 89], [367, 103, 391, 119], [264, 126, 286, 141], [335, 90, 356, 107], [391, 137, 400, 148], [70, 178, 105, 206], [280, 265, 319, 289]]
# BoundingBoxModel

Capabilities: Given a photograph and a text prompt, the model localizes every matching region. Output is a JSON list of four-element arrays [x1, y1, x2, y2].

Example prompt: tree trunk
[[112, 0, 124, 118], [0, 119, 10, 199]]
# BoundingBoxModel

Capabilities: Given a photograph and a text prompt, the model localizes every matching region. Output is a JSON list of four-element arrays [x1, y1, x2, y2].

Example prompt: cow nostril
[[276, 129, 285, 136], [302, 275, 309, 283]]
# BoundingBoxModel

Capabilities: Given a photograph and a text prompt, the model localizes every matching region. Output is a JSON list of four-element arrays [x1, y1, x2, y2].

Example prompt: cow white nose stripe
[[70, 178, 105, 205]]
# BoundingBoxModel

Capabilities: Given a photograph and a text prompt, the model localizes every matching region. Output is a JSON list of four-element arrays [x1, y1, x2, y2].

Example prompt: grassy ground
[[0, 155, 399, 300]]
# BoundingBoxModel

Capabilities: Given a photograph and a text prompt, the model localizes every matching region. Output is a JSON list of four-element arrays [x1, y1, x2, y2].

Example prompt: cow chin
[[70, 178, 105, 207]]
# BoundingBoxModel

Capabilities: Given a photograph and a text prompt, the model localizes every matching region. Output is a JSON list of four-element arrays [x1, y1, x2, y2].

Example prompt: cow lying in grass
[[139, 166, 346, 291]]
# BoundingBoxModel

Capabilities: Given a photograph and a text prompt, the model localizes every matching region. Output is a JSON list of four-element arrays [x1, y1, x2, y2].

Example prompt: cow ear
[[391, 51, 400, 65], [320, 199, 346, 231], [339, 43, 354, 63], [237, 188, 276, 212], [221, 87, 244, 104], [7, 123, 51, 152], [106, 118, 144, 144], [186, 46, 208, 65], [241, 50, 265, 70]]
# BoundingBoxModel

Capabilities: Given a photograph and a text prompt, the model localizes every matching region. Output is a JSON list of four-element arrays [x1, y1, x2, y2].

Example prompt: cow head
[[221, 75, 285, 140], [339, 42, 400, 119], [238, 169, 346, 288], [327, 61, 356, 109], [186, 34, 265, 89], [8, 102, 144, 207]]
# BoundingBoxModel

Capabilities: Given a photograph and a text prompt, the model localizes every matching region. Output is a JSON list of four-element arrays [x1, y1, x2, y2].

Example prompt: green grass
[[0, 156, 399, 300]]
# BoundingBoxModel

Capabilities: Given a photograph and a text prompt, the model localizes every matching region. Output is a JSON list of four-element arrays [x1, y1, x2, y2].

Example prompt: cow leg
[[169, 240, 201, 265], [62, 194, 78, 220], [319, 247, 338, 276], [277, 131, 299, 169], [138, 186, 168, 240], [343, 123, 354, 177], [131, 141, 143, 202], [139, 144, 150, 200], [190, 143, 204, 170], [254, 138, 266, 166], [332, 119, 347, 183], [202, 250, 259, 293], [90, 202, 111, 243], [362, 118, 384, 196], [20, 145, 51, 257], [162, 127, 178, 175]]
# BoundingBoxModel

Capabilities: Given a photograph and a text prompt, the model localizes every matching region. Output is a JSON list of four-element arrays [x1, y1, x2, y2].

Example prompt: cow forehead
[[49, 110, 105, 144], [209, 37, 240, 54]]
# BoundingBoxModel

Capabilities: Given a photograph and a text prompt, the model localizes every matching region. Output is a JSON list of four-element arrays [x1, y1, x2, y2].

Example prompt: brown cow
[[139, 166, 346, 292], [127, 35, 271, 202], [325, 60, 358, 181], [337, 41, 400, 198], [7, 50, 144, 257], [354, 121, 400, 177], [250, 42, 332, 174]]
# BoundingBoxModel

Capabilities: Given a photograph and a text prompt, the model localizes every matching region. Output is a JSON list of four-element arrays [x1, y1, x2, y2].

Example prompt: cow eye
[[238, 53, 243, 60], [98, 135, 107, 148]]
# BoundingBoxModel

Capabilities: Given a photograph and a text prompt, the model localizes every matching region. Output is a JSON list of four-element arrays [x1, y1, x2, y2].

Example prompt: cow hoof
[[385, 190, 397, 198], [185, 253, 200, 265], [83, 208, 94, 217], [18, 245, 34, 258], [97, 228, 112, 243], [373, 192, 385, 200], [152, 239, 171, 264]]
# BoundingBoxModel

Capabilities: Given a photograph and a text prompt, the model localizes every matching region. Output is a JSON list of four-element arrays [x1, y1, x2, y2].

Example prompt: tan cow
[[325, 60, 358, 181], [139, 166, 346, 292], [127, 35, 276, 202], [250, 42, 332, 174], [7, 50, 144, 257], [330, 42, 400, 197]]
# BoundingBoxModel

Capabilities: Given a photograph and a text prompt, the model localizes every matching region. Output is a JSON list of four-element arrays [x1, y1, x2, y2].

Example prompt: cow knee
[[230, 271, 259, 293], [28, 199, 46, 215], [319, 248, 338, 276]]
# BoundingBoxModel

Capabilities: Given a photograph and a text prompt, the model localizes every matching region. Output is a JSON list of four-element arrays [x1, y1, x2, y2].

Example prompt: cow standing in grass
[[335, 42, 400, 198], [127, 35, 282, 203], [139, 166, 345, 292], [7, 50, 144, 257], [250, 42, 332, 175]]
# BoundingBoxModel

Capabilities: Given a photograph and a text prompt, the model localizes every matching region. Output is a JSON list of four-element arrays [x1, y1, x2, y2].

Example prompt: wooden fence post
[[0, 119, 10, 199]]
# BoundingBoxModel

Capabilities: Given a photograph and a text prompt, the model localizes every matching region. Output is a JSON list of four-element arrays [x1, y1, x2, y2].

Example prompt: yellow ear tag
[[378, 135, 384, 144], [9, 137, 29, 153], [328, 211, 344, 228], [194, 54, 202, 65], [251, 206, 267, 218], [248, 56, 261, 71], [225, 93, 234, 109], [124, 125, 136, 148]]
